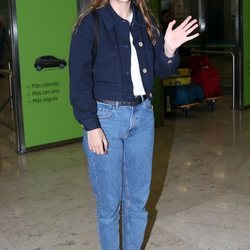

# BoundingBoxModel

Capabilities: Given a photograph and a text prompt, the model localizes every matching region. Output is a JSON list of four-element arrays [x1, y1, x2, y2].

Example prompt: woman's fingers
[[88, 128, 108, 155], [185, 23, 199, 36], [176, 16, 199, 41], [178, 15, 192, 29], [185, 32, 200, 42], [167, 19, 176, 31], [103, 136, 108, 154], [90, 144, 105, 155], [183, 19, 198, 32], [89, 141, 105, 155]]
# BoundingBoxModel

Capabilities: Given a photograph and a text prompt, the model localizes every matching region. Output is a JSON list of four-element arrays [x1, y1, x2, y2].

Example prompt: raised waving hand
[[164, 16, 199, 57]]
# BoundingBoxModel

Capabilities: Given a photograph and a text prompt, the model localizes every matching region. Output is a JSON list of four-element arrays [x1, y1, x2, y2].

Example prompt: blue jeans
[[83, 98, 155, 250]]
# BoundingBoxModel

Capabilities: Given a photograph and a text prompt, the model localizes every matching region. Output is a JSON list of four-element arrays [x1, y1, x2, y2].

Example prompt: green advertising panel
[[16, 0, 81, 148], [243, 0, 250, 106]]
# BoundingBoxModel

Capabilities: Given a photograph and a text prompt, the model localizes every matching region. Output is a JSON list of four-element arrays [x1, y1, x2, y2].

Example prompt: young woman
[[69, 0, 199, 249]]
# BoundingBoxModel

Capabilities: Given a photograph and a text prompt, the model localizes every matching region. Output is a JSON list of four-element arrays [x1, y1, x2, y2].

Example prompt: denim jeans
[[83, 98, 155, 250]]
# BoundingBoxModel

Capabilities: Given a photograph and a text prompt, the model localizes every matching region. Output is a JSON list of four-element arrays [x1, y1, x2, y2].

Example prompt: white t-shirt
[[129, 13, 146, 96]]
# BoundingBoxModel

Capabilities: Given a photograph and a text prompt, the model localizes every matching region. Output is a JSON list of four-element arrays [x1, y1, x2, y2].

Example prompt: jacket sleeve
[[69, 14, 100, 131], [153, 32, 180, 79]]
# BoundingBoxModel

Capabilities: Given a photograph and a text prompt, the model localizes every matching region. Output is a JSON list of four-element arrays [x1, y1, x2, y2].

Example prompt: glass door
[[202, 0, 240, 108]]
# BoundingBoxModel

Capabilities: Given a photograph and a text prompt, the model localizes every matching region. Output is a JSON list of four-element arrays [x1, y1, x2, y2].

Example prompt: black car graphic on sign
[[34, 55, 67, 71]]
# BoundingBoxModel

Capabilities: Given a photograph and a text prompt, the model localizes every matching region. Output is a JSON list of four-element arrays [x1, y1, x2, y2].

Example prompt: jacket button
[[138, 42, 143, 47], [142, 68, 147, 74], [167, 60, 173, 64]]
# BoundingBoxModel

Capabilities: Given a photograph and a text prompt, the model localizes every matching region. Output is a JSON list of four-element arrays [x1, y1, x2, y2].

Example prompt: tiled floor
[[1, 96, 250, 250]]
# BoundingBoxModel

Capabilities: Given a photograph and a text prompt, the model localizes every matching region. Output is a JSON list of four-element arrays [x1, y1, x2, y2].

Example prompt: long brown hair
[[73, 0, 160, 45]]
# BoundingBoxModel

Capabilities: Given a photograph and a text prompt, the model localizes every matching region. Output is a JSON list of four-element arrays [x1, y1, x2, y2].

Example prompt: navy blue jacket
[[69, 3, 180, 131]]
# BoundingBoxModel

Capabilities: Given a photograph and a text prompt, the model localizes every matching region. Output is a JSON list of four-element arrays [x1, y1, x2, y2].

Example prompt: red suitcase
[[191, 66, 221, 99], [187, 55, 211, 74]]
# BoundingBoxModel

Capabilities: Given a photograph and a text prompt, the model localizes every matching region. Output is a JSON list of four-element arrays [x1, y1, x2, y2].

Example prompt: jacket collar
[[98, 2, 146, 29]]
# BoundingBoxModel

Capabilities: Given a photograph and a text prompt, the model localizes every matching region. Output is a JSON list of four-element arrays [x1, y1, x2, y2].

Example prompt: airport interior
[[1, 0, 250, 249]]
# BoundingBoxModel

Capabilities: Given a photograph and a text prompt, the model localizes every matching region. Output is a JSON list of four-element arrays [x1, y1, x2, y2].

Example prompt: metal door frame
[[238, 0, 244, 109], [8, 0, 26, 153]]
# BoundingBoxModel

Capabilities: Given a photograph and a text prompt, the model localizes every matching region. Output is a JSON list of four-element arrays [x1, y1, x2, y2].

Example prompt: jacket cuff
[[82, 117, 101, 131], [161, 49, 180, 65]]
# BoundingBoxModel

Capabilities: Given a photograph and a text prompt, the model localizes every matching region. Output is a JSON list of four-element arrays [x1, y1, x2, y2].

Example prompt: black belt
[[97, 95, 147, 106]]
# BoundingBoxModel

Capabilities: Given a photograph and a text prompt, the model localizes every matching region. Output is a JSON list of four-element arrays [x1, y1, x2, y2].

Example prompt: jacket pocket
[[94, 45, 118, 84]]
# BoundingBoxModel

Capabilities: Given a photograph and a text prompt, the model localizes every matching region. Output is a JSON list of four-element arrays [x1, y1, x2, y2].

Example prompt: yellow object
[[176, 68, 192, 76], [163, 68, 192, 86]]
